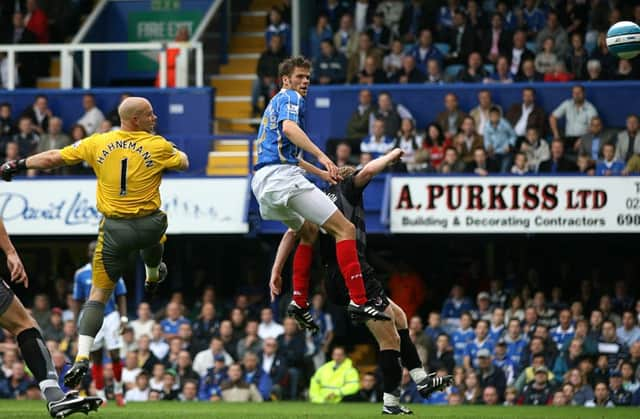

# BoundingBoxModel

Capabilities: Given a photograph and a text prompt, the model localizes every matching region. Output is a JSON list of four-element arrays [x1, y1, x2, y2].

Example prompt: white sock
[[39, 379, 60, 395], [114, 381, 123, 394], [409, 368, 428, 383], [383, 392, 399, 406], [145, 264, 159, 281], [96, 389, 106, 401], [77, 335, 95, 359]]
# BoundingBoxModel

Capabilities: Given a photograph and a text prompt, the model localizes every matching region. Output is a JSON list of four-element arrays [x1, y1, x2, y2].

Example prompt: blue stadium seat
[[526, 41, 537, 53], [435, 42, 450, 55], [445, 64, 463, 79]]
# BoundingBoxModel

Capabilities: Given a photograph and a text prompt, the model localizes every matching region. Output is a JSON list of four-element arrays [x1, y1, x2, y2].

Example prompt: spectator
[[465, 320, 495, 370], [506, 295, 525, 323], [613, 59, 634, 81], [483, 107, 516, 173], [409, 29, 443, 74], [438, 146, 465, 174], [236, 320, 262, 361], [309, 13, 333, 60], [383, 40, 405, 77], [595, 143, 625, 176], [520, 126, 551, 173], [535, 37, 559, 75], [218, 320, 239, 361], [391, 55, 425, 84], [618, 311, 640, 347], [429, 333, 455, 374], [219, 363, 263, 402], [590, 310, 605, 340], [514, 58, 544, 82], [21, 94, 51, 135], [130, 302, 155, 341], [566, 33, 589, 80], [179, 379, 199, 402], [576, 116, 614, 161], [265, 7, 290, 54], [489, 308, 506, 342], [375, 0, 404, 36], [482, 13, 512, 64], [258, 307, 283, 340], [533, 291, 557, 328], [121, 352, 141, 391], [399, 0, 429, 44], [585, 59, 604, 81], [0, 103, 15, 143], [106, 93, 131, 127], [505, 318, 528, 371], [367, 12, 391, 52], [553, 338, 584, 378], [251, 34, 286, 117], [536, 10, 569, 58], [476, 349, 507, 398], [437, 0, 459, 32], [442, 285, 474, 331], [2, 141, 20, 165], [392, 118, 421, 169], [453, 116, 483, 165], [0, 362, 32, 399], [369, 92, 412, 138], [436, 93, 467, 140], [551, 309, 575, 351], [353, 0, 374, 33], [161, 302, 191, 339], [485, 55, 514, 83], [37, 116, 70, 154], [473, 292, 493, 322], [277, 318, 306, 400], [242, 352, 272, 401], [508, 30, 535, 76], [544, 62, 574, 82], [451, 312, 475, 366], [538, 139, 578, 173], [422, 122, 450, 170], [30, 294, 51, 331], [463, 371, 482, 404], [125, 371, 150, 402], [24, 0, 48, 43], [515, 351, 555, 393], [615, 115, 640, 162], [309, 346, 359, 404], [493, 342, 516, 386], [522, 0, 546, 38], [333, 13, 358, 58], [613, 281, 635, 314], [158, 369, 179, 400], [323, 0, 347, 31], [624, 154, 640, 175], [193, 337, 234, 377], [198, 355, 228, 401], [332, 141, 353, 168], [504, 386, 518, 406], [347, 32, 383, 84], [456, 51, 488, 83], [425, 312, 445, 342], [361, 118, 394, 158], [346, 89, 375, 140], [621, 361, 639, 393], [566, 368, 594, 405], [259, 338, 288, 397], [599, 320, 629, 371], [600, 295, 621, 327], [584, 382, 615, 407], [12, 116, 39, 158], [609, 370, 632, 406], [519, 366, 553, 405], [399, 368, 422, 404], [466, 0, 487, 34], [174, 350, 199, 390], [309, 293, 334, 369], [76, 94, 104, 135], [8, 11, 39, 87], [149, 363, 166, 392], [408, 316, 431, 366], [425, 59, 445, 84], [446, 9, 477, 65], [352, 55, 387, 85], [590, 32, 618, 80], [470, 90, 499, 137], [343, 372, 380, 403], [136, 335, 160, 373]]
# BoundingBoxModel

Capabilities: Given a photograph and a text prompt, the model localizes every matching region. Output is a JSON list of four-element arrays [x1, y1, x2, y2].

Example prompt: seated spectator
[[251, 34, 286, 116], [198, 355, 228, 401], [566, 32, 588, 80], [538, 139, 578, 173], [399, 368, 422, 404], [584, 382, 615, 407], [149, 363, 166, 392], [352, 55, 387, 85], [511, 152, 529, 175], [259, 338, 288, 397], [505, 318, 528, 370], [346, 89, 375, 140], [409, 29, 443, 74], [347, 32, 383, 84], [514, 58, 544, 82], [454, 116, 483, 165], [624, 154, 640, 175], [441, 285, 474, 332], [2, 141, 20, 165], [612, 281, 634, 314], [218, 320, 239, 361], [585, 59, 604, 81], [309, 13, 333, 60], [309, 293, 335, 369], [179, 379, 199, 401], [609, 370, 632, 406], [599, 320, 629, 371], [493, 342, 516, 386], [515, 352, 555, 393], [309, 346, 359, 403], [535, 10, 569, 58], [313, 40, 347, 85], [193, 337, 234, 377], [438, 146, 465, 174], [425, 59, 444, 84], [425, 312, 445, 342], [476, 349, 507, 399], [130, 302, 155, 342], [158, 370, 179, 400], [620, 361, 639, 394], [522, 0, 546, 38], [445, 10, 477, 66], [489, 307, 506, 342], [161, 302, 191, 339], [361, 118, 394, 159], [473, 292, 493, 322], [422, 122, 450, 170], [535, 37, 559, 75], [383, 40, 404, 77], [367, 12, 391, 52], [38, 116, 70, 153], [617, 311, 640, 347], [0, 103, 15, 143], [333, 13, 358, 58], [508, 30, 535, 76], [465, 320, 495, 370], [466, 0, 487, 33], [265, 7, 291, 54], [595, 143, 625, 176], [565, 368, 594, 405], [519, 366, 553, 405], [551, 309, 575, 351], [121, 352, 141, 391], [544, 62, 574, 82], [482, 13, 512, 65], [392, 118, 422, 169], [504, 386, 518, 406], [436, 93, 467, 140], [124, 371, 150, 402], [219, 363, 263, 402], [615, 115, 640, 162], [463, 371, 482, 404], [357, 152, 373, 169], [553, 338, 584, 378], [613, 59, 634, 81], [323, 0, 347, 31], [456, 52, 488, 83], [517, 127, 549, 173], [470, 90, 499, 137], [136, 335, 160, 373], [174, 349, 199, 390], [21, 94, 51, 134], [106, 93, 131, 127], [484, 106, 516, 173], [399, 0, 429, 43], [589, 32, 617, 80], [0, 362, 33, 399], [8, 11, 39, 88], [369, 92, 412, 138], [236, 320, 262, 361], [429, 333, 455, 374], [277, 318, 306, 400], [12, 116, 39, 157], [506, 295, 525, 324], [24, 0, 49, 43], [258, 307, 283, 340], [485, 55, 514, 83], [343, 372, 380, 403], [241, 352, 272, 401], [76, 94, 104, 135], [390, 55, 425, 84], [575, 116, 614, 160]]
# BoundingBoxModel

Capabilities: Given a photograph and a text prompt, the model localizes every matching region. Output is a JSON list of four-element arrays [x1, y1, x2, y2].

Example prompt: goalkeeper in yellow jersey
[[0, 97, 189, 389]]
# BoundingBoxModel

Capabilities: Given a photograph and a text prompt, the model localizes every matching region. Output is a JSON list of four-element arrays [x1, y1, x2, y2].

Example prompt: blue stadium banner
[[0, 178, 248, 235], [390, 177, 640, 233]]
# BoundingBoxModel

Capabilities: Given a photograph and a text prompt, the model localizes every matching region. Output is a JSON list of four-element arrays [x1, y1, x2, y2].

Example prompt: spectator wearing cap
[[199, 354, 228, 401], [584, 382, 615, 407], [473, 293, 492, 322], [193, 337, 234, 377], [609, 370, 632, 406], [551, 309, 575, 351], [465, 320, 495, 370], [493, 342, 516, 386], [515, 352, 555, 393], [488, 308, 506, 343], [451, 312, 475, 366], [476, 349, 507, 398], [519, 365, 554, 405], [617, 311, 640, 347], [598, 320, 629, 371], [504, 319, 527, 372], [441, 285, 474, 332], [125, 371, 150, 402]]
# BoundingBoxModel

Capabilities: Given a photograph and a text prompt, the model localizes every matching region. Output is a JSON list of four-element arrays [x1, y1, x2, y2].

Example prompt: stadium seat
[[435, 42, 450, 55], [445, 64, 463, 79]]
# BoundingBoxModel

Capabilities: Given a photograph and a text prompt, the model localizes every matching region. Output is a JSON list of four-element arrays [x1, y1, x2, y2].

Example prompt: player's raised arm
[[269, 228, 298, 302], [0, 149, 66, 181], [353, 148, 404, 188]]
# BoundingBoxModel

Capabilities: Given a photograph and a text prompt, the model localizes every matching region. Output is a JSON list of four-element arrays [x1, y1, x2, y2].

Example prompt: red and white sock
[[292, 243, 313, 308], [112, 359, 123, 394], [92, 363, 105, 400], [335, 240, 367, 305]]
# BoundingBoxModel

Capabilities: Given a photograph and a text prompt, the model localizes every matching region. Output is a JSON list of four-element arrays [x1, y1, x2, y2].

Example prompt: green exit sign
[[152, 0, 181, 10]]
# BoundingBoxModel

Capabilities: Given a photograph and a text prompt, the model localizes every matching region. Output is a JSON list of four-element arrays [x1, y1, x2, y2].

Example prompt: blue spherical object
[[606, 21, 640, 59]]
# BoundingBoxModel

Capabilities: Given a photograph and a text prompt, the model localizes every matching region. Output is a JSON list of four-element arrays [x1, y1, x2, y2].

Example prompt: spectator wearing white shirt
[[584, 382, 615, 407], [549, 85, 598, 147], [130, 302, 155, 341], [257, 307, 284, 341], [361, 118, 394, 158], [76, 93, 105, 135], [519, 127, 550, 173], [149, 323, 169, 361], [125, 371, 151, 402], [617, 311, 640, 347], [149, 363, 166, 392], [121, 352, 142, 391], [505, 88, 546, 142], [192, 337, 234, 377]]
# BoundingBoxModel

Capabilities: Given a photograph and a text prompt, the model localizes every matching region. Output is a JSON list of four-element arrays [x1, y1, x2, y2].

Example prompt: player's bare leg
[[0, 297, 102, 417], [287, 221, 320, 333]]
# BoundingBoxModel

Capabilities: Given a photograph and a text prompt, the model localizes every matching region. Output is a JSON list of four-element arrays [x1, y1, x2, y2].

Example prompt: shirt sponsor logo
[[287, 104, 299, 114]]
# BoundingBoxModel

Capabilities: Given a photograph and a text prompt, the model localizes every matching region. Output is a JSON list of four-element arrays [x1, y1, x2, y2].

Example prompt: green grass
[[0, 401, 637, 419]]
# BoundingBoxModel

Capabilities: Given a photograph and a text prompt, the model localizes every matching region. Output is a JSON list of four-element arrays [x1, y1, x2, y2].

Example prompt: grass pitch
[[0, 400, 636, 418]]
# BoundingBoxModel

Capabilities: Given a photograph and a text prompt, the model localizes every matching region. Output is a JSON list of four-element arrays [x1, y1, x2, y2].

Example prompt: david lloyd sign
[[0, 178, 248, 235], [390, 177, 640, 233]]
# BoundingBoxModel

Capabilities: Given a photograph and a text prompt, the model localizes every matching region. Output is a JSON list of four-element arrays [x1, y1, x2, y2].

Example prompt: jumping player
[[252, 56, 390, 327], [72, 241, 127, 406], [269, 149, 453, 414], [0, 97, 189, 389], [0, 219, 102, 418]]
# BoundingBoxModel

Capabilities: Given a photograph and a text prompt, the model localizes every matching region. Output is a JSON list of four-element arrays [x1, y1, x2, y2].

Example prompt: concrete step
[[215, 98, 252, 119], [36, 77, 60, 89], [250, 0, 280, 11], [230, 33, 265, 53], [206, 150, 256, 176], [214, 139, 256, 152], [50, 57, 60, 78], [215, 118, 260, 134], [211, 78, 254, 96], [236, 13, 267, 32], [220, 57, 259, 74]]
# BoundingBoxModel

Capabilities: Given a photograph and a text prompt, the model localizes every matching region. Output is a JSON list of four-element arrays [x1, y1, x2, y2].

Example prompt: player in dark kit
[[270, 149, 453, 415], [0, 219, 102, 418]]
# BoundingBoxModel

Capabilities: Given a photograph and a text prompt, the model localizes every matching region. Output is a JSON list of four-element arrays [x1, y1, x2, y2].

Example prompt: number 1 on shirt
[[120, 158, 128, 196]]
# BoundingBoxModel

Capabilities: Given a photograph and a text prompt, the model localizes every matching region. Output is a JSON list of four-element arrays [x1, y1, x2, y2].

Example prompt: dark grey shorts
[[0, 279, 15, 316]]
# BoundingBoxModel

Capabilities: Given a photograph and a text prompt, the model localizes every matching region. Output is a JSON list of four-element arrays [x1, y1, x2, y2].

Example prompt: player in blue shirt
[[72, 241, 127, 405], [251, 56, 389, 327], [464, 320, 495, 369], [451, 312, 475, 366]]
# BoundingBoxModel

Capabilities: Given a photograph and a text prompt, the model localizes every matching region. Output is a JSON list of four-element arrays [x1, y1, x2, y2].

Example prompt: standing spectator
[[609, 370, 632, 406], [124, 372, 150, 402], [470, 90, 499, 137], [361, 118, 394, 158], [312, 40, 347, 85], [309, 347, 359, 404], [257, 308, 284, 341], [369, 92, 412, 138], [519, 366, 554, 405], [535, 37, 559, 75], [508, 30, 535, 76], [614, 115, 640, 163], [599, 321, 629, 371], [538, 139, 578, 173], [584, 382, 615, 407], [12, 116, 39, 157], [251, 34, 286, 117], [333, 13, 358, 58], [446, 10, 477, 65], [617, 311, 640, 347], [482, 13, 512, 64], [76, 94, 104, 135], [409, 29, 443, 74], [367, 12, 391, 52], [277, 318, 306, 400], [483, 106, 516, 173], [352, 55, 387, 85], [346, 89, 375, 140], [465, 320, 495, 370], [476, 349, 507, 398], [390, 55, 425, 84], [436, 93, 467, 140], [21, 95, 51, 134], [456, 51, 489, 83], [451, 312, 475, 366], [595, 143, 625, 176], [219, 364, 263, 402], [514, 58, 544, 82], [441, 285, 474, 331], [536, 10, 569, 58], [236, 321, 262, 361], [265, 7, 290, 54], [566, 33, 589, 80], [347, 32, 383, 84], [383, 40, 405, 77], [130, 302, 155, 341], [575, 116, 614, 161], [454, 116, 483, 165], [309, 14, 333, 60], [421, 122, 449, 169], [241, 352, 272, 401]]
